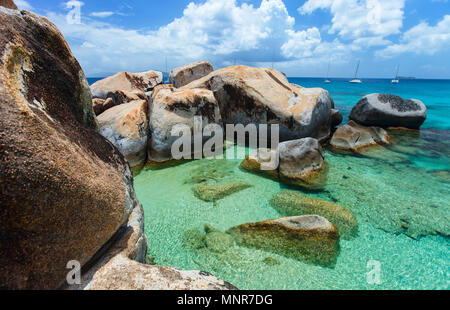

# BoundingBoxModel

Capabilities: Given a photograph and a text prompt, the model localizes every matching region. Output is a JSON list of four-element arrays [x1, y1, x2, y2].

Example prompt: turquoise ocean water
[[89, 77, 450, 289]]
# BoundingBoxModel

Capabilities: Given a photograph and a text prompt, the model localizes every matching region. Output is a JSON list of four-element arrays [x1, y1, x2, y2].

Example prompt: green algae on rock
[[227, 215, 340, 267], [193, 181, 253, 202], [270, 191, 358, 239], [205, 232, 234, 253]]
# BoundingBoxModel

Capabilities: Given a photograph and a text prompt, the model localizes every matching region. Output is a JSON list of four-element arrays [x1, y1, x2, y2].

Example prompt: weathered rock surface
[[0, 0, 17, 9], [0, 8, 138, 289], [227, 215, 340, 267], [91, 70, 162, 99], [184, 66, 333, 141], [240, 148, 279, 180], [148, 86, 222, 163], [270, 191, 358, 239], [92, 97, 116, 116], [98, 100, 149, 168], [330, 120, 390, 152], [350, 93, 427, 129], [170, 61, 214, 88], [278, 138, 327, 190]]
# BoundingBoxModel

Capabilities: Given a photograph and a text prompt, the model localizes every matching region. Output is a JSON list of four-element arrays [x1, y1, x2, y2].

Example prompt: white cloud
[[377, 15, 450, 57], [15, 0, 33, 10], [299, 0, 405, 40], [90, 11, 115, 18], [47, 0, 329, 76]]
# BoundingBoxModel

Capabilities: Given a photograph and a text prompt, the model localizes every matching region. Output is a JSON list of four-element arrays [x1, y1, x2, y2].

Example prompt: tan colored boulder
[[184, 66, 333, 141], [240, 148, 279, 180], [92, 97, 116, 115], [90, 70, 162, 99], [278, 138, 327, 190], [330, 120, 390, 152], [98, 100, 149, 168], [0, 9, 139, 289], [170, 61, 214, 88], [148, 87, 222, 163], [270, 191, 358, 239], [227, 215, 340, 267], [0, 0, 17, 9]]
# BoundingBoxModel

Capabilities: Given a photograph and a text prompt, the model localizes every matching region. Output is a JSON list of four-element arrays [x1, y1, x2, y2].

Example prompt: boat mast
[[354, 60, 360, 79]]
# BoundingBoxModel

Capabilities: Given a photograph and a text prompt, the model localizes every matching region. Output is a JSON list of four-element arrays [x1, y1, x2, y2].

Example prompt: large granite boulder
[[270, 191, 358, 239], [278, 138, 327, 190], [350, 94, 427, 129], [0, 0, 17, 9], [91, 71, 162, 99], [227, 215, 340, 267], [148, 85, 222, 163], [98, 100, 149, 169], [184, 66, 333, 141], [170, 61, 214, 88], [0, 8, 139, 289], [330, 120, 390, 152]]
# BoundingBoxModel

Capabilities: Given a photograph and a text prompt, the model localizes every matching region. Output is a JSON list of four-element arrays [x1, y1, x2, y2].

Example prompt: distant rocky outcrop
[[0, 0, 17, 9], [0, 8, 138, 289], [330, 120, 390, 151], [170, 61, 213, 88], [227, 215, 340, 267], [98, 100, 149, 169], [278, 138, 327, 190], [350, 94, 427, 129], [184, 66, 333, 142], [148, 85, 222, 163]]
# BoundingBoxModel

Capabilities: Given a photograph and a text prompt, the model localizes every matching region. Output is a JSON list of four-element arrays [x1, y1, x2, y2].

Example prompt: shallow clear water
[[134, 128, 450, 290], [103, 76, 450, 289]]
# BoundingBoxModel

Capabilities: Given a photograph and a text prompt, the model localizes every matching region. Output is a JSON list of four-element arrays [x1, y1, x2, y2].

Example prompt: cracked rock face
[[0, 8, 138, 289], [169, 61, 214, 88], [350, 93, 427, 129], [183, 66, 333, 142]]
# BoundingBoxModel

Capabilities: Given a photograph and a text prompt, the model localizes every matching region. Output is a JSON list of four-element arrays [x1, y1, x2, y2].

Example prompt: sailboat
[[391, 65, 400, 84], [349, 60, 362, 83], [324, 63, 331, 83]]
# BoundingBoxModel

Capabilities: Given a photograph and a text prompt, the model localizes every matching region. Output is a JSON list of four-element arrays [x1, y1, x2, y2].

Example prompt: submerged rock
[[330, 120, 390, 152], [148, 86, 222, 163], [227, 215, 340, 267], [170, 61, 214, 88], [184, 66, 333, 142], [91, 70, 162, 99], [0, 8, 140, 289], [97, 100, 149, 168], [270, 191, 358, 239], [184, 160, 237, 184], [350, 94, 427, 129], [278, 138, 327, 190], [193, 181, 252, 202], [205, 232, 233, 253], [240, 148, 279, 180]]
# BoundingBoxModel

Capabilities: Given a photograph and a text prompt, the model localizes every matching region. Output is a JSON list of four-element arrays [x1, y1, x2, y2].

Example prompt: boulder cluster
[[0, 0, 429, 290]]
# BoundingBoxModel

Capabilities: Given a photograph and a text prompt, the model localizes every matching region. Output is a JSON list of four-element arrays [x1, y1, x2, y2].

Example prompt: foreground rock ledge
[[227, 215, 340, 267]]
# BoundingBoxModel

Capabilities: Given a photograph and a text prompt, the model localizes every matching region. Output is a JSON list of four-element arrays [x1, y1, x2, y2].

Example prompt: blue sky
[[16, 0, 450, 78]]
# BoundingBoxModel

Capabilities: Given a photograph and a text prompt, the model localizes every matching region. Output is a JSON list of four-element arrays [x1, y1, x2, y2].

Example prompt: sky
[[15, 0, 450, 78]]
